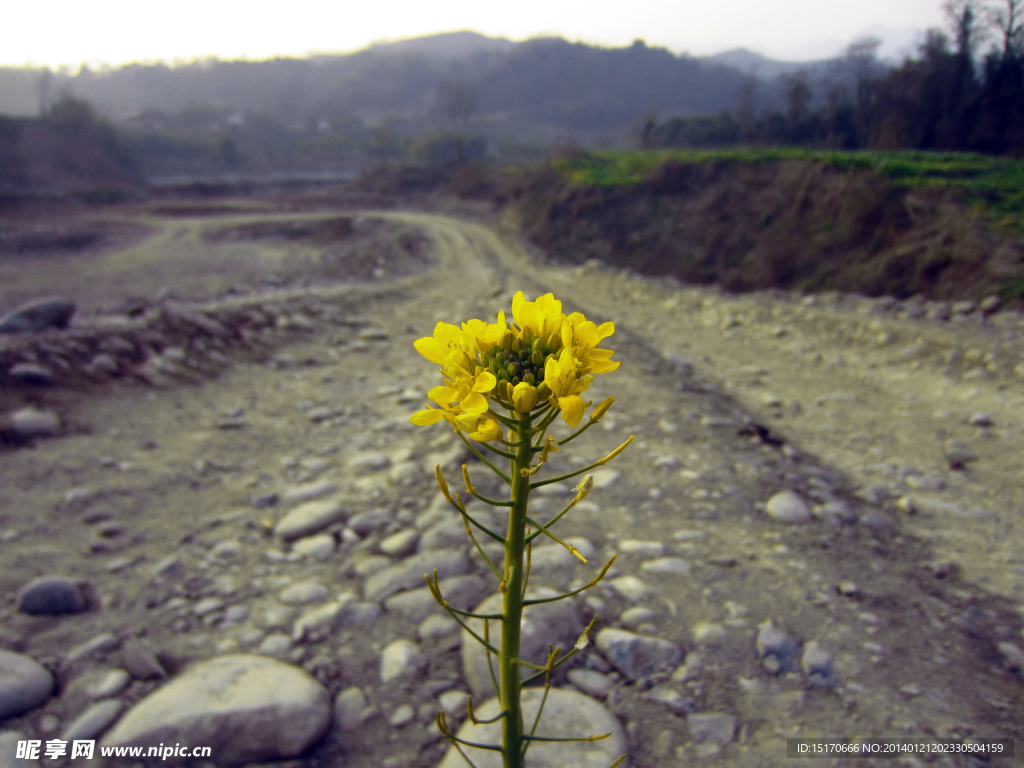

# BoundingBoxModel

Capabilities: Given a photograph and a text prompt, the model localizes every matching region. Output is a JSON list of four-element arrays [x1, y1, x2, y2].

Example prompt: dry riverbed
[[0, 204, 1021, 768]]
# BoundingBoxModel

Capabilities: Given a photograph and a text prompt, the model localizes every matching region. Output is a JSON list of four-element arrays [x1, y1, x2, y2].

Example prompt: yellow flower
[[511, 382, 538, 413], [560, 313, 620, 375], [414, 322, 476, 366], [542, 348, 593, 427], [511, 291, 565, 345], [461, 312, 509, 354]]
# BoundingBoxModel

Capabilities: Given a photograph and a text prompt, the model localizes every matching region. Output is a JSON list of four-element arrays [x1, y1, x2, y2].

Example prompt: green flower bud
[[519, 348, 531, 361], [532, 339, 545, 354], [512, 376, 521, 385], [507, 362, 520, 377], [521, 327, 534, 345], [498, 369, 511, 382], [495, 352, 506, 366], [531, 351, 544, 367], [523, 372, 536, 385], [511, 338, 522, 355]]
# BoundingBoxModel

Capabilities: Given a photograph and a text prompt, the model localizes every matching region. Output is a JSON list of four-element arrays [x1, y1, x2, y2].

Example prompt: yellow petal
[[411, 409, 446, 426], [469, 418, 501, 442], [472, 371, 497, 392], [558, 396, 586, 427], [428, 386, 460, 404], [589, 358, 620, 374], [413, 337, 448, 365], [596, 321, 615, 341], [511, 382, 538, 413], [461, 392, 488, 414]]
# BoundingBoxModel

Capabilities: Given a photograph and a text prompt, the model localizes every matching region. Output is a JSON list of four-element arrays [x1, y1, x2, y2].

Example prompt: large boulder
[[101, 655, 330, 765], [437, 688, 627, 768], [0, 297, 75, 333]]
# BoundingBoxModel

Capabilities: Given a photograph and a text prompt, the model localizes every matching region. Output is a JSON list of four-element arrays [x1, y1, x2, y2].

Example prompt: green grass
[[552, 148, 1024, 231]]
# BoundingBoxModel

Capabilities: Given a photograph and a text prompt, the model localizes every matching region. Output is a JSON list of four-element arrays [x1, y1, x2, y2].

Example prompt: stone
[[85, 669, 132, 699], [211, 539, 243, 560], [437, 688, 625, 768], [997, 642, 1024, 671], [101, 655, 330, 764], [384, 575, 488, 623], [590, 468, 620, 489], [257, 635, 292, 657], [274, 499, 347, 540], [292, 599, 348, 642], [687, 712, 737, 746], [281, 480, 337, 504], [944, 440, 978, 469], [607, 576, 651, 602], [567, 669, 614, 699], [755, 620, 801, 674], [814, 500, 857, 525], [380, 639, 427, 684], [619, 540, 665, 557], [333, 687, 367, 731], [347, 508, 392, 536], [595, 628, 683, 681], [640, 557, 692, 576], [969, 412, 992, 427], [17, 577, 86, 615], [462, 589, 583, 697], [765, 491, 812, 523], [0, 731, 40, 768], [291, 534, 336, 560], [801, 641, 835, 687], [692, 621, 727, 644], [0, 650, 54, 720], [61, 699, 123, 741], [121, 640, 166, 681], [65, 633, 120, 665], [336, 601, 381, 628], [438, 689, 469, 717], [193, 597, 225, 616], [980, 295, 1001, 314], [280, 581, 328, 605], [418, 614, 460, 643], [619, 607, 657, 630], [388, 704, 414, 727], [859, 512, 895, 536], [379, 528, 419, 557], [348, 452, 391, 474], [8, 363, 53, 386], [0, 297, 75, 333], [418, 519, 467, 551], [4, 408, 61, 439], [364, 547, 470, 603], [642, 686, 693, 714]]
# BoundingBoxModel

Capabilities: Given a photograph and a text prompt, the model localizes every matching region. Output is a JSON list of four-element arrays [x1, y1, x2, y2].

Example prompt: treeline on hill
[[646, 0, 1024, 155], [0, 98, 138, 196]]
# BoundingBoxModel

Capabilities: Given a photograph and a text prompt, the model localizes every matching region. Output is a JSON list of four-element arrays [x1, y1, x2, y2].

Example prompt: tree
[[435, 79, 477, 127]]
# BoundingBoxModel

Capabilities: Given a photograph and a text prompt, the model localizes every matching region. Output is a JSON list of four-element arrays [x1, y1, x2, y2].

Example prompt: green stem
[[500, 410, 532, 768]]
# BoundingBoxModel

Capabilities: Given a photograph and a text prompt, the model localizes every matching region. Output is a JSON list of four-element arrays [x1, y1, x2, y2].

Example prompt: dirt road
[[1, 204, 1021, 767]]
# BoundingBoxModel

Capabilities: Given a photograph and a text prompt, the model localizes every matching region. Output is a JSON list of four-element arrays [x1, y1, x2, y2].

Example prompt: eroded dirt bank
[[0, 203, 1021, 768]]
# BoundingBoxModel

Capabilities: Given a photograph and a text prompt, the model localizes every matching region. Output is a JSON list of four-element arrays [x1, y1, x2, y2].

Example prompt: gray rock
[[418, 615, 460, 643], [0, 297, 75, 333], [85, 669, 132, 699], [121, 640, 166, 681], [257, 635, 292, 658], [380, 639, 427, 684], [813, 500, 857, 525], [291, 534, 335, 560], [379, 529, 419, 557], [944, 440, 978, 469], [567, 669, 615, 699], [347, 508, 392, 536], [336, 601, 381, 628], [281, 480, 337, 504], [65, 633, 120, 666], [333, 687, 367, 731], [619, 607, 657, 630], [88, 353, 119, 376], [0, 730, 40, 768], [997, 642, 1024, 671], [17, 577, 86, 615], [279, 581, 328, 605], [4, 408, 61, 439], [0, 651, 54, 720], [364, 547, 469, 603], [8, 363, 53, 386], [765, 491, 812, 523], [595, 629, 682, 681], [418, 518, 470, 551], [607, 576, 651, 602], [619, 539, 665, 557], [274, 499, 347, 540], [641, 685, 693, 714], [102, 655, 330, 765], [388, 704, 414, 727], [969, 412, 992, 427], [347, 452, 391, 474], [859, 512, 895, 536], [384, 575, 488, 623], [438, 689, 469, 717], [755, 620, 801, 674], [980, 295, 1001, 314], [62, 699, 123, 741], [687, 711, 737, 746], [462, 589, 584, 697], [639, 557, 692, 576], [801, 641, 835, 687], [437, 688, 626, 768]]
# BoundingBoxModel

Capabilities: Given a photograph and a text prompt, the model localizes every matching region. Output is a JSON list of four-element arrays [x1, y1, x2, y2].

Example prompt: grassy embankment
[[510, 149, 1024, 304]]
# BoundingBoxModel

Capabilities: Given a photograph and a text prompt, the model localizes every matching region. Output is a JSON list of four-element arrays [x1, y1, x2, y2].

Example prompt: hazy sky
[[6, 0, 947, 69]]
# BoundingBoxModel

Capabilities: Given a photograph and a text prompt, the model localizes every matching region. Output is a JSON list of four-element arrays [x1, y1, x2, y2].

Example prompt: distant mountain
[[701, 48, 838, 80], [366, 30, 517, 59]]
